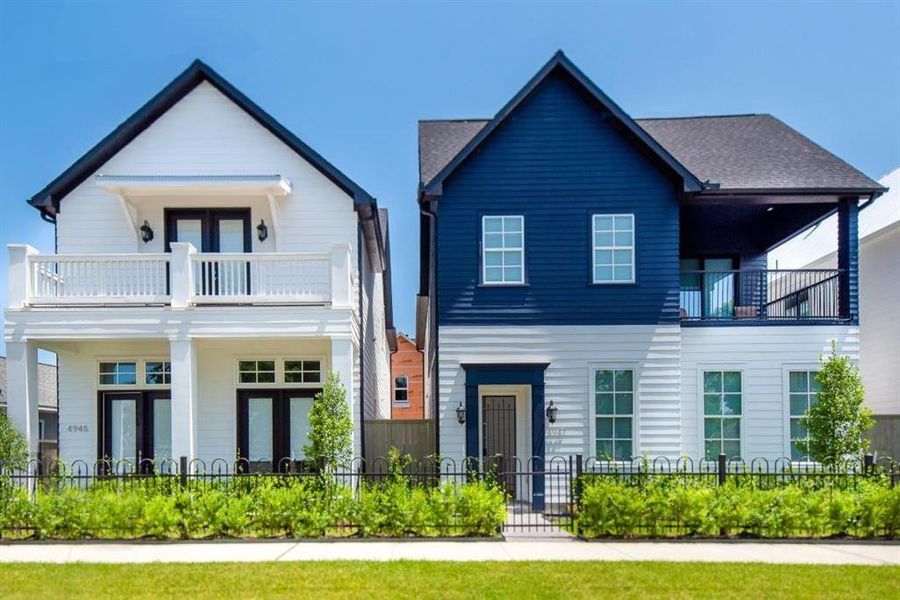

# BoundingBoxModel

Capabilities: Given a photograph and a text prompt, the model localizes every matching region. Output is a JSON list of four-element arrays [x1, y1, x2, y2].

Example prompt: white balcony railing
[[7, 243, 352, 309]]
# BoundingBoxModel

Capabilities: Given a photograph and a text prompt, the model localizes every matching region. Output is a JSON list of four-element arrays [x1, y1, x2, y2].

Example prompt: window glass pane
[[722, 418, 741, 439], [153, 398, 172, 463], [485, 252, 502, 266], [614, 230, 633, 246], [504, 233, 522, 248], [100, 374, 116, 385], [239, 372, 257, 384], [789, 371, 808, 393], [484, 267, 503, 283], [615, 393, 633, 415], [704, 418, 721, 439], [594, 230, 614, 246], [595, 393, 614, 415], [704, 394, 721, 415], [594, 216, 613, 231], [613, 250, 631, 265], [595, 250, 613, 265], [614, 417, 631, 439], [596, 440, 614, 458], [723, 372, 741, 393], [596, 417, 613, 438], [790, 394, 808, 416], [110, 399, 137, 462], [484, 217, 502, 233], [722, 441, 741, 459], [505, 216, 522, 233], [703, 372, 722, 393], [505, 267, 522, 282], [613, 266, 632, 282], [596, 369, 614, 392], [704, 440, 721, 460], [503, 250, 521, 267], [145, 361, 171, 385], [238, 361, 255, 372], [614, 370, 633, 391], [258, 361, 275, 372], [258, 372, 276, 384], [218, 219, 245, 253], [594, 266, 613, 282], [289, 397, 313, 460], [176, 219, 203, 250], [809, 374, 821, 392], [723, 394, 741, 415], [791, 440, 809, 461], [484, 233, 503, 249], [790, 419, 807, 439], [248, 397, 273, 461], [614, 441, 632, 461], [614, 215, 632, 231]]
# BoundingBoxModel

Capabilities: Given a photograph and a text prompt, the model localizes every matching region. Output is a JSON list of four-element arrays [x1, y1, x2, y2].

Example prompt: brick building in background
[[391, 334, 424, 419]]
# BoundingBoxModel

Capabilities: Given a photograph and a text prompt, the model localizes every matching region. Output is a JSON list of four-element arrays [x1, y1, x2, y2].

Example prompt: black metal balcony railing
[[679, 269, 844, 322]]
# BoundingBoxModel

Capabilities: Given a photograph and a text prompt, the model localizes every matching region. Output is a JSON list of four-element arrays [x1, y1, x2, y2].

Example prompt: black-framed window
[[97, 390, 171, 464], [164, 208, 251, 253], [394, 375, 409, 404], [236, 388, 320, 471]]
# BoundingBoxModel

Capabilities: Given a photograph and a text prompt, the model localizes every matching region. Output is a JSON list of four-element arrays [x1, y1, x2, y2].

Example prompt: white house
[[4, 60, 396, 469]]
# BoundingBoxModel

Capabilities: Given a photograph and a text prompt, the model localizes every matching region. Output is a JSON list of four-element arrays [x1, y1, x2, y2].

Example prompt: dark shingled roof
[[418, 114, 884, 194], [635, 114, 883, 192]]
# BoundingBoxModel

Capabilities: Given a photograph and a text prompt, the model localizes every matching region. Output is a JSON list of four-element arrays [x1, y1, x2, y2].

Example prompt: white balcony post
[[5, 341, 40, 459], [170, 242, 196, 309], [7, 244, 38, 309], [330, 243, 352, 308], [169, 337, 199, 464], [330, 337, 359, 459]]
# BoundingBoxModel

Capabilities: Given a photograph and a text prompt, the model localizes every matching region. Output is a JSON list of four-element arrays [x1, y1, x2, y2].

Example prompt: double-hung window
[[703, 370, 742, 459], [788, 371, 819, 460], [593, 214, 634, 284], [394, 376, 410, 404], [594, 368, 634, 460], [482, 215, 524, 285]]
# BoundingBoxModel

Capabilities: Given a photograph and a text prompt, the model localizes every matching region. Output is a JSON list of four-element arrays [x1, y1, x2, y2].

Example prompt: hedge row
[[576, 477, 900, 539], [0, 477, 505, 540]]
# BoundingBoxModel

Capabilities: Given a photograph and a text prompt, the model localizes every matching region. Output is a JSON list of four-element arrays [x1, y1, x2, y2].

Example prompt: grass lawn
[[1, 561, 897, 599]]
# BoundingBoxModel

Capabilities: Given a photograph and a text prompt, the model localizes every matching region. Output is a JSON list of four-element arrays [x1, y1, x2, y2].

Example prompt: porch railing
[[8, 243, 353, 308], [679, 269, 844, 322]]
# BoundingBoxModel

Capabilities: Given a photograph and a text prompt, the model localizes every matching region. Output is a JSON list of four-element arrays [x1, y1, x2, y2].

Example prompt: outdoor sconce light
[[139, 220, 154, 244], [456, 402, 467, 425], [546, 400, 558, 424], [256, 219, 268, 242]]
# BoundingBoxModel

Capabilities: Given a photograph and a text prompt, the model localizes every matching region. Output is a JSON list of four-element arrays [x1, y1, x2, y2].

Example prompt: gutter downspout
[[357, 221, 366, 467], [419, 199, 439, 456]]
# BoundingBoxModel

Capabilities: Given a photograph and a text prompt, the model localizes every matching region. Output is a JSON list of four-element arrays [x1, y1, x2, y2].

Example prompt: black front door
[[482, 395, 516, 494], [237, 389, 320, 472], [98, 391, 171, 466], [165, 209, 251, 295]]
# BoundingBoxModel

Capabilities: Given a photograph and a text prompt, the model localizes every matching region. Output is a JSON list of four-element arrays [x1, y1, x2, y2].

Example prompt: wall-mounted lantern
[[456, 402, 467, 425], [545, 400, 558, 424], [256, 219, 268, 242], [139, 220, 154, 244]]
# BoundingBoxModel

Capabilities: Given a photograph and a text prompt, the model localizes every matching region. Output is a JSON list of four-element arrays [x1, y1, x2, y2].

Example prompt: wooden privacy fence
[[364, 419, 435, 461]]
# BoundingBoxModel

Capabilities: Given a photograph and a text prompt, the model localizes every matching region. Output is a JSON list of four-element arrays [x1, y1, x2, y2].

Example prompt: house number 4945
[[66, 424, 89, 433]]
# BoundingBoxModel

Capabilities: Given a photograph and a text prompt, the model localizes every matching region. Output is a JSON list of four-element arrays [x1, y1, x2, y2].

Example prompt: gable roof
[[28, 59, 376, 216], [636, 115, 885, 194], [419, 51, 703, 197], [418, 119, 489, 187]]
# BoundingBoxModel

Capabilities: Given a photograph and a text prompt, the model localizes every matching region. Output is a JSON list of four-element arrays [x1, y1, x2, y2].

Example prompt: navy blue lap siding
[[437, 72, 681, 326]]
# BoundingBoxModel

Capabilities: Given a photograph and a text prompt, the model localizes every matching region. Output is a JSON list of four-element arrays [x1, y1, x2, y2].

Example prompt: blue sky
[[1, 0, 899, 357]]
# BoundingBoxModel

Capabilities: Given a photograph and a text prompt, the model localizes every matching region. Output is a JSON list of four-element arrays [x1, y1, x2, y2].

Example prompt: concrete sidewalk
[[0, 539, 897, 565]]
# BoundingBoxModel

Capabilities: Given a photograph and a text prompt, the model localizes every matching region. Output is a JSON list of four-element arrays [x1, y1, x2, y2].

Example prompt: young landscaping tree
[[0, 412, 29, 470], [303, 372, 353, 471], [803, 342, 874, 465]]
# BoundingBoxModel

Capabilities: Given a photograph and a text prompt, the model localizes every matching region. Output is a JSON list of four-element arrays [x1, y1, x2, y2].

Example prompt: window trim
[[782, 364, 821, 463], [696, 365, 746, 461], [591, 213, 636, 285], [394, 375, 410, 405], [587, 362, 639, 461], [481, 214, 525, 286]]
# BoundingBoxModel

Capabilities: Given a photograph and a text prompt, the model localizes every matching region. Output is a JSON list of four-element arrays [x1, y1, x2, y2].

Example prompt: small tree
[[303, 372, 353, 471], [803, 342, 874, 465], [0, 412, 29, 470]]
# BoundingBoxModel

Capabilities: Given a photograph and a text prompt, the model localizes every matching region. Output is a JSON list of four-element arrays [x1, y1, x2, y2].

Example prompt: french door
[[165, 208, 251, 295], [237, 389, 319, 472], [97, 391, 172, 466]]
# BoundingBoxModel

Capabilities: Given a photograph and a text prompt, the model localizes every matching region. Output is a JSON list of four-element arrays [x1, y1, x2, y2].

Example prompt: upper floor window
[[593, 214, 634, 284], [482, 216, 524, 285], [788, 371, 819, 460], [394, 376, 410, 404], [703, 370, 742, 460]]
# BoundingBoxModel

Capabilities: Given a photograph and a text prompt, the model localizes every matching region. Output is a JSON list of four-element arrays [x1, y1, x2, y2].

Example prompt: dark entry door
[[482, 395, 516, 494], [237, 389, 320, 472]]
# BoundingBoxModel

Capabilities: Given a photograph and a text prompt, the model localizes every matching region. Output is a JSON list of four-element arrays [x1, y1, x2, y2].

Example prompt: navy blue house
[[416, 52, 885, 508]]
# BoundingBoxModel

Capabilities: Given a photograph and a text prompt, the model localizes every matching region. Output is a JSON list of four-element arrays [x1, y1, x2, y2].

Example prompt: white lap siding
[[680, 326, 860, 462], [437, 325, 682, 464]]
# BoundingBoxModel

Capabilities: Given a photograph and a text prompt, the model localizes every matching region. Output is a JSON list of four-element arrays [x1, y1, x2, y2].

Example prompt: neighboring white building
[[770, 167, 900, 417], [4, 61, 396, 468]]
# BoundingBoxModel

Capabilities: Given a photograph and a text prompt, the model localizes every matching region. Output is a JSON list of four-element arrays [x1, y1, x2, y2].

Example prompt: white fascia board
[[95, 174, 292, 197]]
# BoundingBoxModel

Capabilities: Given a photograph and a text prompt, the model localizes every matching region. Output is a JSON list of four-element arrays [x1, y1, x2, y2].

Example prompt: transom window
[[593, 214, 634, 284], [284, 360, 322, 384], [239, 360, 276, 384], [594, 369, 634, 460], [394, 376, 409, 404], [145, 361, 171, 385], [789, 371, 820, 460], [703, 371, 742, 460], [482, 215, 524, 284], [99, 362, 137, 386]]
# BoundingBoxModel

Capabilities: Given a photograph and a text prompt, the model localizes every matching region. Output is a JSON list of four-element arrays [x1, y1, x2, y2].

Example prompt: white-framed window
[[592, 214, 635, 284], [99, 362, 138, 386], [788, 370, 819, 461], [145, 361, 171, 385], [703, 370, 742, 460], [593, 368, 634, 460], [482, 215, 524, 285], [238, 360, 277, 384], [394, 375, 410, 404], [284, 360, 322, 384]]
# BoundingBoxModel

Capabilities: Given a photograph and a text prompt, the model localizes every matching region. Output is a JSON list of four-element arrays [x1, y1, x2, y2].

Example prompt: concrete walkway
[[0, 540, 896, 565]]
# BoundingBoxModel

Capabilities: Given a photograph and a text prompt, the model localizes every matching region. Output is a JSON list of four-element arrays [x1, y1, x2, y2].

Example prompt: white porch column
[[330, 243, 352, 308], [170, 242, 196, 309], [5, 341, 40, 458], [169, 337, 199, 463], [7, 244, 38, 309], [330, 337, 359, 458]]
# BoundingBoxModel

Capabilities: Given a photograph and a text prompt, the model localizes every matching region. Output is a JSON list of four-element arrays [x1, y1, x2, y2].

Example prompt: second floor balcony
[[679, 269, 850, 324], [7, 242, 354, 310]]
